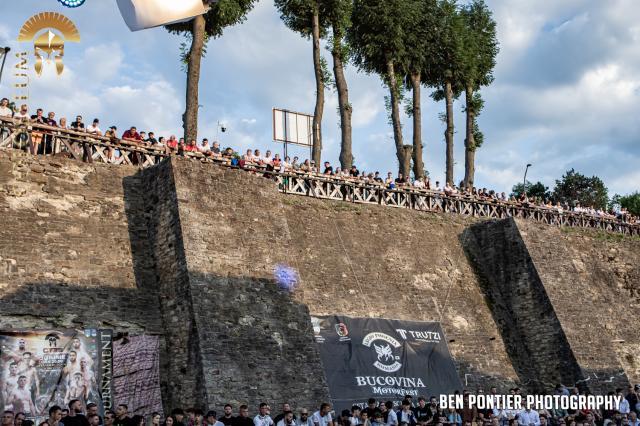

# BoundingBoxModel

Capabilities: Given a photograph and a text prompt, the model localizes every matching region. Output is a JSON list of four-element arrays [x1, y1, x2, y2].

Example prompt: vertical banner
[[312, 316, 462, 412], [0, 329, 113, 423]]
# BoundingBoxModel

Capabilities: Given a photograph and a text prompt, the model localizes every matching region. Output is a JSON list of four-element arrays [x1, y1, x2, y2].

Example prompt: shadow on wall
[[120, 159, 330, 412], [459, 218, 630, 393]]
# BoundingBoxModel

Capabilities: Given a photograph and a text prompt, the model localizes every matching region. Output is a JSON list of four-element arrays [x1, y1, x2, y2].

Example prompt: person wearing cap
[[206, 411, 223, 426]]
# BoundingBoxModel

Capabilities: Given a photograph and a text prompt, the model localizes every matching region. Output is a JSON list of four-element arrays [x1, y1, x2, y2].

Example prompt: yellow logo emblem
[[17, 12, 80, 76]]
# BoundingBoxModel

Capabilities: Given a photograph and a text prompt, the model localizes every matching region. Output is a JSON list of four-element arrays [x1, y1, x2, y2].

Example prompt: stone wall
[[2, 150, 638, 410], [0, 149, 161, 332]]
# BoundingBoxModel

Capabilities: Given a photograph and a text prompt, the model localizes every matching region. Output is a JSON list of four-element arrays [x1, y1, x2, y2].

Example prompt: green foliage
[[179, 33, 211, 72], [166, 0, 258, 38], [347, 0, 418, 76], [459, 0, 499, 91], [319, 56, 335, 88], [511, 180, 550, 199], [429, 0, 466, 98], [611, 192, 640, 216], [551, 169, 609, 210]]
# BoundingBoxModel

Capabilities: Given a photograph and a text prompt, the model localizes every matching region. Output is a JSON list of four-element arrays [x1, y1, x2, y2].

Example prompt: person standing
[[61, 400, 89, 426], [220, 406, 234, 426], [113, 405, 132, 426]]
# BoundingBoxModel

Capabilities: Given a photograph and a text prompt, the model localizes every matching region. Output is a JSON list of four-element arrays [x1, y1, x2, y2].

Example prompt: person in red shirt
[[122, 126, 142, 142], [184, 139, 198, 152]]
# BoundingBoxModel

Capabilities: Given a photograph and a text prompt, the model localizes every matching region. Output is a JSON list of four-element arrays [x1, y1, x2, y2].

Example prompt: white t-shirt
[[0, 106, 12, 117], [13, 111, 29, 120], [386, 410, 398, 426], [254, 415, 274, 426], [312, 411, 332, 426], [86, 124, 101, 135]]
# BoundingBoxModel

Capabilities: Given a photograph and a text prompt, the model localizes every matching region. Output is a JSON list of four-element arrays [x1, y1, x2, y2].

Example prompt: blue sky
[[1, 0, 639, 195]]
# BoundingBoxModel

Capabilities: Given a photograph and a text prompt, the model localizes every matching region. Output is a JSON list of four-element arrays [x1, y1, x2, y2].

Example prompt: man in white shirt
[[86, 119, 102, 136], [312, 403, 333, 426], [276, 412, 296, 426], [617, 388, 631, 414], [254, 403, 274, 426], [628, 411, 640, 426], [517, 409, 539, 426], [0, 98, 12, 117], [13, 104, 29, 120]]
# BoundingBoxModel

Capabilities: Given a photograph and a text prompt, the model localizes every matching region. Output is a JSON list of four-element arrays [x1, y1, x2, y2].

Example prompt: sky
[[0, 0, 639, 195]]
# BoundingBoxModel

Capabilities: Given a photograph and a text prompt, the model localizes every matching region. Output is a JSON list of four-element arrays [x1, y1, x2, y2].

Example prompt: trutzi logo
[[362, 332, 402, 373]]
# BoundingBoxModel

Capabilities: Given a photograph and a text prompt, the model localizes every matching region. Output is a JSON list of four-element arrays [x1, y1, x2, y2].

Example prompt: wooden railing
[[1, 116, 638, 236]]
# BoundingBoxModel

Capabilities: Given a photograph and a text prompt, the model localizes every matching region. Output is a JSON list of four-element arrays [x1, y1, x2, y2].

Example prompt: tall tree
[[459, 0, 498, 188], [324, 0, 354, 170], [348, 0, 417, 177], [430, 0, 465, 185], [551, 169, 609, 210], [274, 0, 329, 165], [404, 0, 439, 180], [166, 0, 258, 142]]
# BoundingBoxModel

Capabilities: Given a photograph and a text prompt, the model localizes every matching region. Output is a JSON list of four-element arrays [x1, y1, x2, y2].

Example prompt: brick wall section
[[167, 158, 521, 393], [0, 149, 161, 332], [135, 160, 205, 410], [169, 160, 331, 410], [515, 219, 640, 391], [462, 218, 586, 392]]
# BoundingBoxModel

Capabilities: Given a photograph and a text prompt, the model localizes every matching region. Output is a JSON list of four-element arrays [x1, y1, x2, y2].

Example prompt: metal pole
[[523, 163, 532, 197], [0, 47, 10, 86]]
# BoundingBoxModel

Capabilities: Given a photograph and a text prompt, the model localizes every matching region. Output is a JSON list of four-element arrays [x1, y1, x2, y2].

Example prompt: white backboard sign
[[273, 108, 313, 147]]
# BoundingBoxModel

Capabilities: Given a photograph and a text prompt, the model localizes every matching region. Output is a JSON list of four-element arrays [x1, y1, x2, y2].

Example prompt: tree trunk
[[444, 78, 455, 186], [463, 84, 476, 189], [183, 14, 206, 142], [332, 27, 352, 170], [410, 71, 424, 180], [311, 6, 324, 166], [386, 59, 411, 178]]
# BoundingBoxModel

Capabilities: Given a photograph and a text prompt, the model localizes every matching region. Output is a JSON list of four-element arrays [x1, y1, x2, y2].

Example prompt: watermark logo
[[17, 12, 80, 76]]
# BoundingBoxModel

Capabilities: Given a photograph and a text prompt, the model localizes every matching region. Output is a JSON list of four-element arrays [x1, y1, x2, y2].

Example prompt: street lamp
[[523, 163, 532, 197], [0, 47, 11, 86]]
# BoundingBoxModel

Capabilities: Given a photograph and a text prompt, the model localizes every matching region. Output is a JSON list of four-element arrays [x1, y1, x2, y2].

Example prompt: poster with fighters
[[0, 329, 113, 423], [311, 316, 462, 412]]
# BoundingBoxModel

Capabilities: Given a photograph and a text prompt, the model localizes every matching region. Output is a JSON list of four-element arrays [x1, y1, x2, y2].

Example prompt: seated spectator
[[0, 98, 12, 117], [166, 135, 179, 152], [242, 149, 255, 163], [291, 156, 300, 170], [254, 149, 263, 163], [146, 132, 157, 145], [299, 159, 311, 173], [283, 156, 292, 170], [272, 154, 282, 169], [385, 172, 395, 189], [263, 150, 273, 165], [122, 126, 142, 142], [86, 119, 102, 136], [71, 115, 85, 131], [13, 104, 29, 120], [211, 141, 221, 157], [198, 139, 211, 155], [374, 172, 383, 183], [156, 136, 166, 147], [323, 161, 333, 175], [184, 139, 198, 152]]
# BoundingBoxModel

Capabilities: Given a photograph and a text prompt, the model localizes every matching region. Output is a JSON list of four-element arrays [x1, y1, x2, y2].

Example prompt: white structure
[[116, 0, 209, 31]]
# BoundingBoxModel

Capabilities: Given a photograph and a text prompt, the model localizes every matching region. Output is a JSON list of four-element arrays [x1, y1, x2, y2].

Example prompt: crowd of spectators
[[2, 384, 640, 426], [0, 100, 637, 225]]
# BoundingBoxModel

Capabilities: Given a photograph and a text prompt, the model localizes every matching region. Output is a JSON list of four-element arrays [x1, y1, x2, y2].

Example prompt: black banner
[[312, 316, 462, 411]]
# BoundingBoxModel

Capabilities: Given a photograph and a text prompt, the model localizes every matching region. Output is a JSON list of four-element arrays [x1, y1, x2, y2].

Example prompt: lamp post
[[0, 47, 10, 86], [523, 163, 532, 197]]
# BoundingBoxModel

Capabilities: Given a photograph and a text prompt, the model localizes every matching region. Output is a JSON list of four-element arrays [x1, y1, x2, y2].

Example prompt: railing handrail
[[1, 116, 637, 235]]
